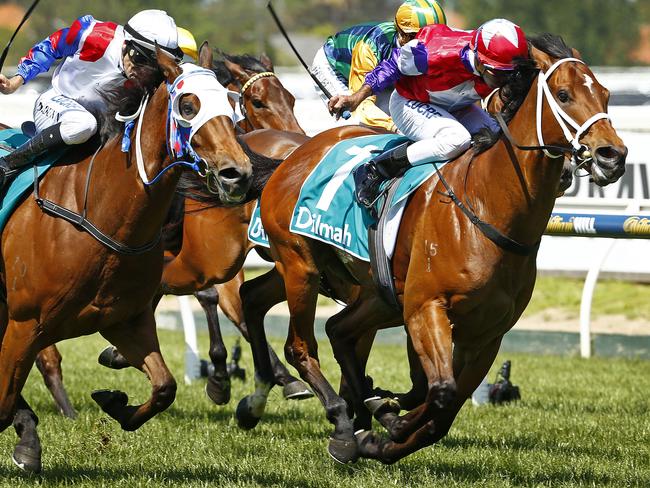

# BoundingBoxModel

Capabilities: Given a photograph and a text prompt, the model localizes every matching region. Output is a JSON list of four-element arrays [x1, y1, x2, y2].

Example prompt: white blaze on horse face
[[583, 74, 595, 95]]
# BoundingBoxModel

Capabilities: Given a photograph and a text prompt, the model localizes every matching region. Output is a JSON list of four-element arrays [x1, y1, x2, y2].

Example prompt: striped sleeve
[[16, 15, 94, 83], [397, 39, 428, 76]]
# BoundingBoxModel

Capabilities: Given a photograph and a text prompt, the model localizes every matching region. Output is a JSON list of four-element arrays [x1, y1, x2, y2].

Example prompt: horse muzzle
[[209, 163, 252, 204], [590, 144, 627, 187]]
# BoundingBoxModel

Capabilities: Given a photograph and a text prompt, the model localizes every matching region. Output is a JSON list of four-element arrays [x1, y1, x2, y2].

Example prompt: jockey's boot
[[0, 124, 63, 190], [353, 141, 410, 208]]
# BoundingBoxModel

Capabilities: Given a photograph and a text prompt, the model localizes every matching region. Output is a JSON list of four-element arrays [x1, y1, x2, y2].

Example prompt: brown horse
[[236, 34, 627, 464], [0, 43, 252, 473], [34, 51, 310, 413], [98, 52, 312, 405]]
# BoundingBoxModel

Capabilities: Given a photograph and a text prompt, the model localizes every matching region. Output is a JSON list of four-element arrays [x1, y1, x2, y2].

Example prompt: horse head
[[529, 38, 627, 187], [223, 54, 305, 134], [158, 42, 252, 203]]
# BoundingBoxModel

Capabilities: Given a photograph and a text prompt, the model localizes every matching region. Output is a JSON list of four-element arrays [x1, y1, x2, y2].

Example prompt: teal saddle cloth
[[0, 128, 64, 232], [248, 133, 447, 261]]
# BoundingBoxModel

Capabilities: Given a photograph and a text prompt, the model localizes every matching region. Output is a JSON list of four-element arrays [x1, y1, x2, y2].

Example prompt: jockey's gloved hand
[[0, 74, 24, 95]]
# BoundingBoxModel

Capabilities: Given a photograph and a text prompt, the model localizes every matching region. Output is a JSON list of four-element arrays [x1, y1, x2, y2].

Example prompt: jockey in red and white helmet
[[0, 9, 182, 188], [329, 18, 529, 208]]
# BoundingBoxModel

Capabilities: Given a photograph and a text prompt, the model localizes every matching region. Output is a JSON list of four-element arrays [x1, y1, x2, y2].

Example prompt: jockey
[[177, 27, 199, 62], [311, 0, 446, 132], [329, 18, 529, 208], [0, 9, 182, 188]]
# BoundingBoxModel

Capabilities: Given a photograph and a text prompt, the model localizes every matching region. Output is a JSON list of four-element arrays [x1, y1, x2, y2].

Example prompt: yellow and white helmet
[[395, 0, 447, 34], [177, 27, 198, 62]]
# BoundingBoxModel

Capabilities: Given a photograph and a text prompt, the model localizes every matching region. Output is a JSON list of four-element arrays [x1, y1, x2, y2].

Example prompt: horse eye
[[557, 90, 570, 103], [251, 99, 265, 109], [181, 103, 196, 119]]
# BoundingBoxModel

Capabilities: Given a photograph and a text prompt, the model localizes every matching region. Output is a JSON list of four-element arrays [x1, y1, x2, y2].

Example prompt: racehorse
[[236, 34, 627, 464], [0, 42, 252, 473], [34, 51, 311, 413], [99, 52, 313, 405]]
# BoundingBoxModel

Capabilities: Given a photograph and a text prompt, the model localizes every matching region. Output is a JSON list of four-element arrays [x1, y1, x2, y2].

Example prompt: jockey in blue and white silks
[[0, 9, 182, 189]]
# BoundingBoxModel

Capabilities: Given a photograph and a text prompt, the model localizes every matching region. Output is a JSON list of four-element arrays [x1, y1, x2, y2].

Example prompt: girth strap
[[32, 144, 161, 255]]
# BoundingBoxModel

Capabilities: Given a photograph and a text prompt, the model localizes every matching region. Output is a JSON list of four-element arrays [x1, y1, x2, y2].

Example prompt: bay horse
[[98, 52, 313, 405], [33, 51, 311, 414], [236, 34, 627, 464], [0, 42, 252, 473]]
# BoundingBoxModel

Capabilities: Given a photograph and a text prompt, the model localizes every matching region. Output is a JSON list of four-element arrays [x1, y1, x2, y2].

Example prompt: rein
[[436, 57, 610, 256]]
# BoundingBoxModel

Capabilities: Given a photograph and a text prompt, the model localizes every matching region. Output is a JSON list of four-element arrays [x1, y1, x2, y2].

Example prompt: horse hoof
[[91, 389, 128, 413], [355, 429, 386, 461], [282, 381, 313, 400], [364, 396, 401, 416], [235, 397, 261, 430], [327, 437, 358, 464], [97, 346, 131, 370], [205, 376, 231, 405], [12, 445, 42, 474]]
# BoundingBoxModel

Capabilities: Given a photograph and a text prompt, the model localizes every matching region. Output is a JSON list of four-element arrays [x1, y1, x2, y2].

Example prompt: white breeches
[[389, 90, 500, 166], [34, 88, 98, 145]]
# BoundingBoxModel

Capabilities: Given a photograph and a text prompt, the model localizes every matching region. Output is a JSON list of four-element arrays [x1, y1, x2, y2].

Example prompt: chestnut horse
[[0, 43, 252, 473], [34, 52, 310, 414], [236, 35, 627, 463]]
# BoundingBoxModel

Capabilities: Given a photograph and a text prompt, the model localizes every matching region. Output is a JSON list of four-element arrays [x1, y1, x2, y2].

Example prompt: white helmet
[[124, 9, 181, 60]]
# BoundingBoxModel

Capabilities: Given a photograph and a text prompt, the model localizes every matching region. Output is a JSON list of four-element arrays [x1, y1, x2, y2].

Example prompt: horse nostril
[[595, 146, 624, 163], [218, 167, 245, 182]]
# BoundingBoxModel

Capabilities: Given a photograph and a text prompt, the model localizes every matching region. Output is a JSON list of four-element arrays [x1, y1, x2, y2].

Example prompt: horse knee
[[152, 380, 177, 410]]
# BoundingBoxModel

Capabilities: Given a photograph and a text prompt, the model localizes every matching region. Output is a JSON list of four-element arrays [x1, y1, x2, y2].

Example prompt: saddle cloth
[[248, 133, 447, 261], [0, 128, 63, 232]]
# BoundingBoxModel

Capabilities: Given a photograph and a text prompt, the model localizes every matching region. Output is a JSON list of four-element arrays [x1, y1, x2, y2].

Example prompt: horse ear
[[156, 44, 182, 83], [198, 41, 213, 69], [571, 47, 583, 60], [260, 53, 274, 72], [529, 45, 554, 71], [224, 59, 250, 85]]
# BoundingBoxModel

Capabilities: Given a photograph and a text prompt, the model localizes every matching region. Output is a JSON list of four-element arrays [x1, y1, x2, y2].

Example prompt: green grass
[[0, 330, 648, 487]]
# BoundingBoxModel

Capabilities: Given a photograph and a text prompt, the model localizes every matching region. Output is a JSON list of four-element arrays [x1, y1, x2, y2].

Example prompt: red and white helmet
[[470, 18, 528, 70]]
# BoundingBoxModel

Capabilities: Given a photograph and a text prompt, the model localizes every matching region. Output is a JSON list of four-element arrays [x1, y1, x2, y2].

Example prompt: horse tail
[[162, 193, 185, 254]]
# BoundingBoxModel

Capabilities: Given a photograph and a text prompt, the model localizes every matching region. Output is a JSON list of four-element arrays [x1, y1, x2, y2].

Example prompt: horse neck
[[470, 76, 566, 242], [94, 87, 181, 247]]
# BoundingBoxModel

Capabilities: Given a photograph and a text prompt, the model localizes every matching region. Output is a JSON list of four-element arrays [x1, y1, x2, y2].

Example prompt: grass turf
[[0, 329, 647, 487]]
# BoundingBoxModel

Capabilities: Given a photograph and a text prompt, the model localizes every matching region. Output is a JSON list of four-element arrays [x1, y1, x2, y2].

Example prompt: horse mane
[[162, 193, 186, 254], [472, 33, 574, 154], [176, 137, 283, 207], [96, 64, 165, 142], [212, 51, 271, 87]]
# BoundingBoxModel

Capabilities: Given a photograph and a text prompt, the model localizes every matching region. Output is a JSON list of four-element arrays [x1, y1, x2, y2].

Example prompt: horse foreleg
[[0, 320, 42, 472], [365, 300, 455, 443], [194, 286, 231, 405], [93, 310, 177, 431], [35, 345, 77, 419], [357, 337, 503, 464], [220, 272, 312, 400], [12, 395, 41, 473], [235, 267, 287, 429]]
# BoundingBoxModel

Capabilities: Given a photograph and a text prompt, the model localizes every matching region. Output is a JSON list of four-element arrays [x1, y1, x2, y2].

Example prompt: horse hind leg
[[35, 345, 77, 419], [92, 310, 176, 431], [218, 273, 312, 401]]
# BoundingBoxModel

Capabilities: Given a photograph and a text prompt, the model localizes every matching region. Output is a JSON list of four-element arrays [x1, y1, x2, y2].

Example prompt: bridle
[[237, 71, 276, 130], [440, 57, 613, 256]]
